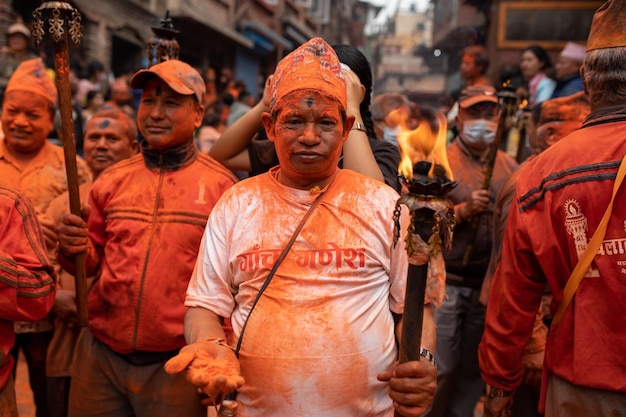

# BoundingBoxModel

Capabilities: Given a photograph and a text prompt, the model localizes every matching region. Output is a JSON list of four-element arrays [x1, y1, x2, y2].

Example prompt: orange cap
[[458, 85, 498, 108], [586, 0, 626, 51], [130, 59, 205, 103], [270, 37, 346, 113], [4, 58, 57, 106]]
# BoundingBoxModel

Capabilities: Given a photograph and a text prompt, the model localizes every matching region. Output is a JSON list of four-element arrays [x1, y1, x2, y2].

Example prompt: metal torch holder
[[393, 160, 456, 363]]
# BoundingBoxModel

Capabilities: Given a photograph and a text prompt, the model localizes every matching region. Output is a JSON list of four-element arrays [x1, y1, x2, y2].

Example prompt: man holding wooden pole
[[0, 57, 91, 417]]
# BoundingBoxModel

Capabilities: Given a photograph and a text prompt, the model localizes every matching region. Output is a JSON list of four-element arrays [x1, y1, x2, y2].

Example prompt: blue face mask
[[383, 126, 399, 145], [460, 119, 498, 150]]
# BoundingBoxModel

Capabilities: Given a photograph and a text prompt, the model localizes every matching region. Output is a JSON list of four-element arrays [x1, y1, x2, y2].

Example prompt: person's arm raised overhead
[[341, 68, 384, 183], [209, 75, 273, 172]]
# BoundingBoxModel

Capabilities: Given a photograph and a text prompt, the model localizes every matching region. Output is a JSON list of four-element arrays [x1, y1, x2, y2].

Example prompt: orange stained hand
[[164, 339, 244, 400], [53, 289, 79, 326], [483, 396, 513, 417], [463, 189, 490, 218], [343, 68, 365, 116], [377, 359, 437, 417], [521, 349, 544, 387], [261, 74, 273, 109], [57, 207, 91, 256]]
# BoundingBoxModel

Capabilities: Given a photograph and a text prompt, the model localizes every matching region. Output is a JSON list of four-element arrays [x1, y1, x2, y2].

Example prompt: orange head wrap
[[586, 0, 626, 51], [270, 37, 346, 113], [4, 58, 57, 106], [539, 92, 590, 126], [534, 92, 590, 151]]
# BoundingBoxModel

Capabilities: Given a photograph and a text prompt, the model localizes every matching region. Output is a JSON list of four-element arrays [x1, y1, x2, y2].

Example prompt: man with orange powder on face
[[56, 59, 238, 417], [41, 106, 138, 417], [0, 57, 91, 417], [165, 38, 441, 417]]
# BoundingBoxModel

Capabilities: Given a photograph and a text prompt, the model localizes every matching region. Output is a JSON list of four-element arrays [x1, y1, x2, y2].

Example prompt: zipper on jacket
[[132, 166, 165, 350]]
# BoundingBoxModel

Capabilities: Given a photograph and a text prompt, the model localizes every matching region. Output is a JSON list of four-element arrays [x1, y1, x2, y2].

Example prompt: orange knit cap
[[4, 58, 57, 106], [586, 0, 626, 51], [270, 37, 346, 113]]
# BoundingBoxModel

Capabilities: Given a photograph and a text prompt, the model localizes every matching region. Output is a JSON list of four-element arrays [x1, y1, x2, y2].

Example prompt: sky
[[364, 0, 430, 34], [364, 0, 429, 13]]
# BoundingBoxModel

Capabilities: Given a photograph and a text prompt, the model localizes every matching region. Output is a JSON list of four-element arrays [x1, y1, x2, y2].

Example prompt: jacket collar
[[140, 139, 198, 171], [582, 105, 626, 128]]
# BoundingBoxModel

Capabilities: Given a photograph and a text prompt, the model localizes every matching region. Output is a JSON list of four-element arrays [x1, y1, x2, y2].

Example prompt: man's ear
[[545, 126, 558, 147], [345, 114, 355, 132], [194, 103, 205, 129], [261, 112, 275, 143]]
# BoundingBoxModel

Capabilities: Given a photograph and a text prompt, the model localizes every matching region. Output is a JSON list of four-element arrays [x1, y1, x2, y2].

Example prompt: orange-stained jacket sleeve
[[0, 187, 56, 322], [0, 186, 56, 391]]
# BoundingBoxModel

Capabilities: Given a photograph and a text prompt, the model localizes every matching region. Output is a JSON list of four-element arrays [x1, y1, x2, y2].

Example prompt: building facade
[[3, 0, 365, 99]]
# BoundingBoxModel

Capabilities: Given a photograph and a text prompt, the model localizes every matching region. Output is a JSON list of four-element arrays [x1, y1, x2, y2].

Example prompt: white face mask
[[460, 119, 498, 150]]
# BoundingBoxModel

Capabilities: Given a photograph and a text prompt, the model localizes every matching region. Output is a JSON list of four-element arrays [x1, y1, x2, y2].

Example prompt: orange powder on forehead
[[270, 37, 346, 113]]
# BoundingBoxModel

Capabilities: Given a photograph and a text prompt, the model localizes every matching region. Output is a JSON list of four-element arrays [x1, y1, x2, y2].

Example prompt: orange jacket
[[480, 114, 626, 403], [63, 146, 237, 353], [0, 187, 55, 390]]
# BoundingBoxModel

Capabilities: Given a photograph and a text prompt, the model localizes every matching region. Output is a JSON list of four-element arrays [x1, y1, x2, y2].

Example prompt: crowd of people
[[2, 0, 626, 416]]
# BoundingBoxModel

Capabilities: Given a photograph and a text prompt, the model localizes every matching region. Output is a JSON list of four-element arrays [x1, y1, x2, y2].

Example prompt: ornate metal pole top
[[147, 10, 180, 67], [32, 1, 83, 47]]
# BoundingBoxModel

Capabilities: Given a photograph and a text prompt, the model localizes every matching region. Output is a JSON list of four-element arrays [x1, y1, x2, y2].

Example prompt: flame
[[396, 109, 453, 180], [519, 98, 528, 110]]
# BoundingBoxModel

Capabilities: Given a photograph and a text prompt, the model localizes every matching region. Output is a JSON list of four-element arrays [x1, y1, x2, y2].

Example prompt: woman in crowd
[[519, 45, 556, 106]]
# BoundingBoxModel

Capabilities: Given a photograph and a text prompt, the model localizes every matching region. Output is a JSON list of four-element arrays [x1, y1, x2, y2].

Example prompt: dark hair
[[238, 90, 251, 102], [87, 60, 105, 77], [86, 89, 101, 102], [222, 92, 235, 106], [463, 45, 489, 75], [523, 45, 552, 70], [203, 110, 222, 127], [332, 44, 376, 139]]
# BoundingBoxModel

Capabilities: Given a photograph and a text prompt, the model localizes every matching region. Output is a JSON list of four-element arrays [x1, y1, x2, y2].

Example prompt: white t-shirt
[[186, 168, 411, 416]]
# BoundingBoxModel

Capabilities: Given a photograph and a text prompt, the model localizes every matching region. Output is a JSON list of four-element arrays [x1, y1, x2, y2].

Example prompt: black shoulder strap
[[234, 188, 328, 356]]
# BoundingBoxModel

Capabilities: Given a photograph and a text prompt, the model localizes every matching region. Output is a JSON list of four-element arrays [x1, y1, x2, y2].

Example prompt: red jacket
[[64, 145, 237, 353], [0, 187, 55, 390], [479, 111, 626, 402]]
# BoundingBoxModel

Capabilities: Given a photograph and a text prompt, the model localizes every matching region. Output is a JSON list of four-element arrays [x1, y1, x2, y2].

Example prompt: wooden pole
[[33, 2, 88, 326], [394, 162, 457, 417]]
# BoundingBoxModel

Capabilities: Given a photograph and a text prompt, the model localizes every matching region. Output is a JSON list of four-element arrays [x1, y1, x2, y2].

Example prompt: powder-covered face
[[84, 116, 137, 177], [262, 90, 353, 190], [2, 90, 54, 156], [137, 77, 203, 151]]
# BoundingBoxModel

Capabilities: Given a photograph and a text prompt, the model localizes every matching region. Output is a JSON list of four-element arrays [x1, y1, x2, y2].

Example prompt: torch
[[462, 89, 518, 265], [32, 1, 88, 327], [393, 110, 457, 416]]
